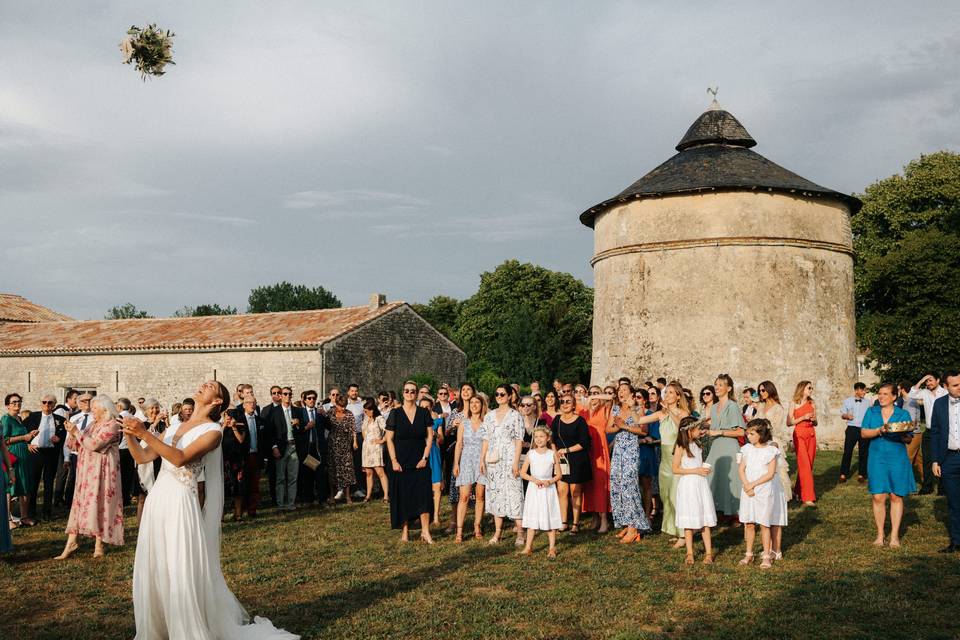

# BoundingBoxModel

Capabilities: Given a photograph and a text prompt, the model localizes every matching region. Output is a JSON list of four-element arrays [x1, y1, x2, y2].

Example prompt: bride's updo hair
[[210, 381, 231, 422]]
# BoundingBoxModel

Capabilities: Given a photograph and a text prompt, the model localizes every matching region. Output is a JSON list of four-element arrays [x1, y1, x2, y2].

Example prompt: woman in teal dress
[[861, 382, 915, 548], [705, 375, 746, 519], [419, 397, 444, 527], [2, 393, 37, 526], [1, 432, 14, 552]]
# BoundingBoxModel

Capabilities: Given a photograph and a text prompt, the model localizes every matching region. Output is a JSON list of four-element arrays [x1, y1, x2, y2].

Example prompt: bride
[[123, 380, 298, 640]]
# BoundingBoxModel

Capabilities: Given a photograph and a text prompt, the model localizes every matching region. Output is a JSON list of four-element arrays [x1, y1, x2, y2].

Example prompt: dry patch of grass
[[3, 452, 958, 639]]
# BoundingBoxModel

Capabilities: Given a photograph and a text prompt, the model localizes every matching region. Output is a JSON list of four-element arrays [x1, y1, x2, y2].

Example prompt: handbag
[[303, 454, 321, 471], [485, 447, 500, 464], [556, 429, 570, 476]]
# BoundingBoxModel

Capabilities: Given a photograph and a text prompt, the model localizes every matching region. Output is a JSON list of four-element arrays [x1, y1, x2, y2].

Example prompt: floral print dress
[[482, 408, 524, 519], [65, 419, 124, 545], [609, 414, 652, 532]]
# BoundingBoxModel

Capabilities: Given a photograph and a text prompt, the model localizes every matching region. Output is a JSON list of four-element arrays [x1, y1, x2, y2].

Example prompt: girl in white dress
[[519, 427, 563, 557], [123, 381, 297, 640], [737, 418, 788, 569], [672, 417, 717, 565]]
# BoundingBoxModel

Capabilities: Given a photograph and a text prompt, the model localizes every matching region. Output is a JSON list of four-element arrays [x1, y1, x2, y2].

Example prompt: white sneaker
[[334, 490, 344, 500]]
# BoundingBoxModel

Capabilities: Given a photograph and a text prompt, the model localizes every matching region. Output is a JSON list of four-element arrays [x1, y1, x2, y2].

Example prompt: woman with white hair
[[55, 394, 124, 559]]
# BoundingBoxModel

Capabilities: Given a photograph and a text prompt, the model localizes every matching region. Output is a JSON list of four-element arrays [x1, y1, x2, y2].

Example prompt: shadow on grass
[[267, 543, 503, 638]]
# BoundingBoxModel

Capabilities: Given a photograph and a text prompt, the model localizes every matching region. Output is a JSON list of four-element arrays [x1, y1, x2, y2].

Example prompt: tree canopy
[[853, 151, 960, 382], [105, 303, 151, 319], [173, 303, 238, 317], [411, 296, 461, 341], [450, 260, 593, 392], [247, 282, 342, 313]]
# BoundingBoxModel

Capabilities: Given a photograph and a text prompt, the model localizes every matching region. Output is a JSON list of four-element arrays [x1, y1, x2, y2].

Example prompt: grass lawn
[[3, 450, 958, 640]]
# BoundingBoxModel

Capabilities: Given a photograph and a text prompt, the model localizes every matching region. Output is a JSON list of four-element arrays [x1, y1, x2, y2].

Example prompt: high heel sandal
[[616, 528, 629, 538], [570, 523, 579, 534], [55, 542, 80, 560], [759, 552, 772, 569], [474, 528, 483, 540], [620, 530, 639, 544], [684, 553, 694, 565], [772, 551, 783, 561], [703, 553, 715, 565], [455, 528, 464, 544], [738, 552, 754, 565], [488, 533, 502, 545]]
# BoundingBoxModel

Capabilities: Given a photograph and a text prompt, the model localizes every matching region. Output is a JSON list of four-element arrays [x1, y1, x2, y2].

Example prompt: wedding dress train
[[133, 422, 298, 639]]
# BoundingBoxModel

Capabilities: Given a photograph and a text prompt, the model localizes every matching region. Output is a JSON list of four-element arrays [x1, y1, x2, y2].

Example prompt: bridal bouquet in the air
[[120, 24, 175, 80]]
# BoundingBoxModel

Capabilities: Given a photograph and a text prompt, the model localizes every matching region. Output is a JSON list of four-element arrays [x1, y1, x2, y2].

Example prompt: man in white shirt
[[25, 394, 66, 520], [910, 372, 949, 494], [345, 383, 366, 499], [839, 382, 871, 482], [59, 393, 94, 507], [930, 370, 960, 552]]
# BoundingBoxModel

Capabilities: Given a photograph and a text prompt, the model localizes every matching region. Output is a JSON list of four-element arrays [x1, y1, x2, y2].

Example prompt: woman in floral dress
[[479, 384, 525, 545], [453, 395, 488, 541], [55, 395, 123, 559], [327, 395, 358, 504], [607, 383, 652, 544]]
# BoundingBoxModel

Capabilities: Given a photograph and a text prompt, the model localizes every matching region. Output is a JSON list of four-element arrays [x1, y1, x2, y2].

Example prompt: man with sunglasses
[[25, 394, 66, 520], [264, 386, 303, 510]]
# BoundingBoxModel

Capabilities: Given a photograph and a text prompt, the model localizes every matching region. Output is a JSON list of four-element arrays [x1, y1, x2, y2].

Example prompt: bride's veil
[[199, 425, 300, 639]]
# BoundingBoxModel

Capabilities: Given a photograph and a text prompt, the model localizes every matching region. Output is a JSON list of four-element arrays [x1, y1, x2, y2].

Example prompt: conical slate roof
[[579, 104, 861, 228]]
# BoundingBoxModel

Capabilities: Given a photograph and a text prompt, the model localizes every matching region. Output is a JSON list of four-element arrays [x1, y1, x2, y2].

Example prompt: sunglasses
[[9, 400, 22, 405], [305, 396, 317, 401], [520, 403, 534, 408], [281, 392, 292, 396], [494, 392, 507, 398], [701, 392, 712, 397], [41, 400, 55, 405], [271, 391, 282, 395], [403, 389, 417, 394]]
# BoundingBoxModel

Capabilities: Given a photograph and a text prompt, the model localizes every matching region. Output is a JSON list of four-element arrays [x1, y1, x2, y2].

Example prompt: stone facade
[[590, 192, 857, 446], [0, 303, 465, 410], [322, 305, 466, 393]]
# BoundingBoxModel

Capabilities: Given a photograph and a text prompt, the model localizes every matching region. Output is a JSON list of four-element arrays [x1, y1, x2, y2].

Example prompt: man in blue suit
[[930, 369, 960, 553]]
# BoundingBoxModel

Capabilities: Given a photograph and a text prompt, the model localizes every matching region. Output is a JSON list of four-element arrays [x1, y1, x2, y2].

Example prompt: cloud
[[281, 189, 430, 217]]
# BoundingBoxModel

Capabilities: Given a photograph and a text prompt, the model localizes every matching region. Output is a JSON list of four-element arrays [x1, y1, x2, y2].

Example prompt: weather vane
[[707, 86, 719, 100]]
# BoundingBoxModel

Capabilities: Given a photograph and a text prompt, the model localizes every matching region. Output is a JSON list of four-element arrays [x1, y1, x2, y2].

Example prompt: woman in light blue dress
[[861, 382, 916, 548], [419, 397, 444, 527], [705, 374, 746, 518], [453, 395, 487, 541]]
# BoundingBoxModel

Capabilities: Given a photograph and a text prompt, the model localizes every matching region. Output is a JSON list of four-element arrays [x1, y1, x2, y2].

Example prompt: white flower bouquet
[[120, 24, 175, 80]]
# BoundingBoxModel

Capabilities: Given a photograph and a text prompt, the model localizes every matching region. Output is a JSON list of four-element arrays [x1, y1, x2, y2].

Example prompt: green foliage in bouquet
[[120, 24, 175, 80]]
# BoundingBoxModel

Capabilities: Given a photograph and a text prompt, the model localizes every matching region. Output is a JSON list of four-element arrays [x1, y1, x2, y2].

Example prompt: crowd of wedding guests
[[2, 369, 959, 562]]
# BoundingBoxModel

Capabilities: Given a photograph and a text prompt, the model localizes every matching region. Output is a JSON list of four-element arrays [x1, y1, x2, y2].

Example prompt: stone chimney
[[368, 293, 387, 311]]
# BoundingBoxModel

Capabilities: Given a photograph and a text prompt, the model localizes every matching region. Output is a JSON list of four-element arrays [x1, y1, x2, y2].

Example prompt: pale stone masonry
[[580, 103, 861, 447], [0, 297, 465, 410]]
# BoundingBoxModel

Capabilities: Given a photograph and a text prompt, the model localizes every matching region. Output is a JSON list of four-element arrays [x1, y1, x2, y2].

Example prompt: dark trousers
[[942, 452, 960, 545], [119, 448, 135, 506], [297, 456, 316, 503], [29, 447, 60, 518], [353, 432, 364, 494], [920, 429, 939, 493], [55, 455, 79, 506], [265, 457, 277, 506], [839, 425, 869, 477], [243, 453, 261, 515]]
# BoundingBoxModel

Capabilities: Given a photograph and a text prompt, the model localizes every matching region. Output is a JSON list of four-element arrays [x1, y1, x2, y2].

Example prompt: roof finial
[[707, 86, 721, 110]]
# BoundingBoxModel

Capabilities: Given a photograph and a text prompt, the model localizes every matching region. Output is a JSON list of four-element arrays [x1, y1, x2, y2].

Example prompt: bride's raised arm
[[123, 417, 221, 468]]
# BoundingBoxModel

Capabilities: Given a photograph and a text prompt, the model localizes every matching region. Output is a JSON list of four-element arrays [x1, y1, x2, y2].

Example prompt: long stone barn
[[0, 295, 466, 408]]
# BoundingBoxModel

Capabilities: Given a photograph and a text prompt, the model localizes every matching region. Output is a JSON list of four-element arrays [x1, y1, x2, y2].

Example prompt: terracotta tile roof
[[0, 302, 405, 355], [0, 294, 73, 323]]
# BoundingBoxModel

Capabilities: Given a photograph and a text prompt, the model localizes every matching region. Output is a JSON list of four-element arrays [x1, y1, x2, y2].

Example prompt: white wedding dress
[[133, 422, 298, 639]]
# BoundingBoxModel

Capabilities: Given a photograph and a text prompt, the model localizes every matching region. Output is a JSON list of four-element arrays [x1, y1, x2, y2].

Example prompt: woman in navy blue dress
[[386, 381, 435, 544], [861, 382, 915, 548]]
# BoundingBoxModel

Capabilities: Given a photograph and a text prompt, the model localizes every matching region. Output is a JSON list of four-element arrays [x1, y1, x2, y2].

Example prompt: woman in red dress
[[580, 386, 612, 532], [788, 381, 817, 505]]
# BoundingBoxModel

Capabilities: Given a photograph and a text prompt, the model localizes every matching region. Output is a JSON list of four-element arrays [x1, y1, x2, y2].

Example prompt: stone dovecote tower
[[579, 102, 861, 445]]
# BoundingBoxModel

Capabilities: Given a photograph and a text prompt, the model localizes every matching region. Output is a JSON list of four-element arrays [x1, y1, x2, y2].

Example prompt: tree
[[105, 303, 151, 319], [454, 260, 593, 385], [247, 282, 342, 313], [853, 151, 960, 382], [411, 296, 461, 340], [173, 304, 238, 317]]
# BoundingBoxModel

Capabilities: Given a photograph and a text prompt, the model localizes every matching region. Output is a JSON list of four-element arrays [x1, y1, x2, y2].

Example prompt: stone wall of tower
[[590, 191, 857, 447]]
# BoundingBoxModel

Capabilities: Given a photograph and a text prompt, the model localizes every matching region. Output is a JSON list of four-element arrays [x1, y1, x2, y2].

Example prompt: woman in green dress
[[705, 375, 746, 520], [633, 382, 691, 546], [2, 393, 38, 526]]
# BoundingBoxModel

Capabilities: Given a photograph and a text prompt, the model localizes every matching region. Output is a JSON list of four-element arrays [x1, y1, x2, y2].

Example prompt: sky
[[2, 1, 958, 319]]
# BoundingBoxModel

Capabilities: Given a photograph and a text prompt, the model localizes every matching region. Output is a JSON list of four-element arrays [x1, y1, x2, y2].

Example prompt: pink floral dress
[[65, 419, 124, 545]]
